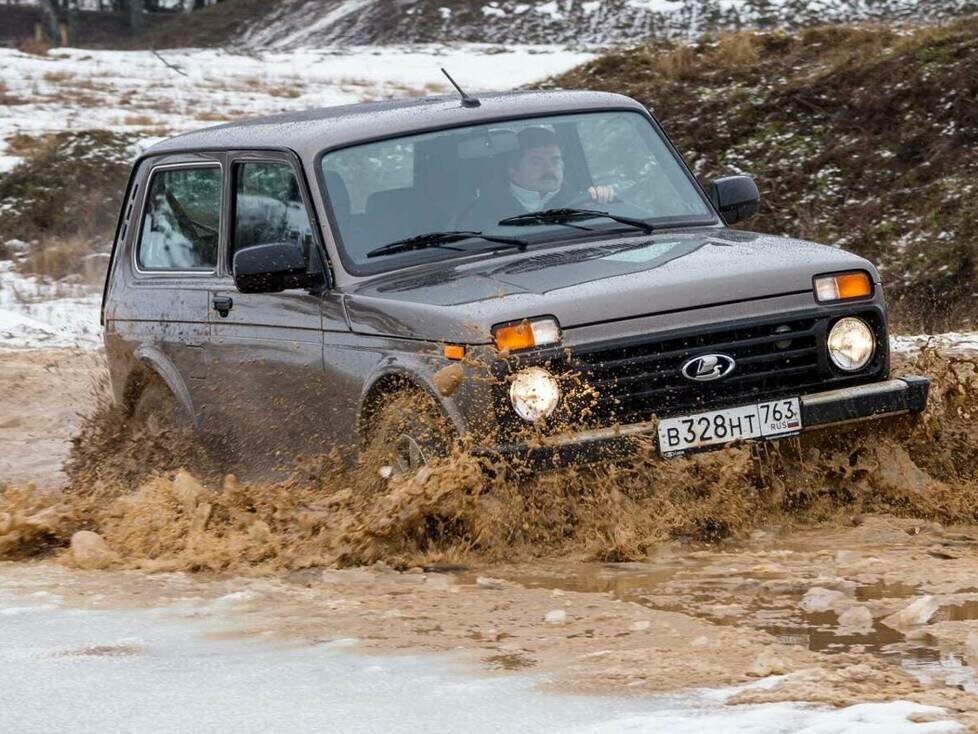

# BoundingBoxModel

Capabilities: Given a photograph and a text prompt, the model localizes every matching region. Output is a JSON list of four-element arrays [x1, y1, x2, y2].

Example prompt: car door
[[205, 151, 336, 473], [105, 156, 224, 422]]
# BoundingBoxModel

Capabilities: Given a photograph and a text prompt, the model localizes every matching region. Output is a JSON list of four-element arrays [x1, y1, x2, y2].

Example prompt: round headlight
[[509, 367, 561, 422], [827, 317, 875, 371]]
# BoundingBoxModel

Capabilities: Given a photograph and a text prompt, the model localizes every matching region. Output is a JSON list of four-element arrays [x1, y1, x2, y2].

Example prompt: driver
[[460, 126, 615, 229]]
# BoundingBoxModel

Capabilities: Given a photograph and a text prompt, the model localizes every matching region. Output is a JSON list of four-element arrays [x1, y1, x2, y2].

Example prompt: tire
[[361, 391, 455, 480], [130, 380, 188, 434]]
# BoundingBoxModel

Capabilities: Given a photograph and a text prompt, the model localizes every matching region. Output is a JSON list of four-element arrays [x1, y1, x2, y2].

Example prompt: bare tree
[[127, 0, 144, 33], [34, 0, 61, 42]]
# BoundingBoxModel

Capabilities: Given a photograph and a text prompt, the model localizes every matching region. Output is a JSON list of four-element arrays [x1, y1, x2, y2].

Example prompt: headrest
[[324, 170, 351, 220]]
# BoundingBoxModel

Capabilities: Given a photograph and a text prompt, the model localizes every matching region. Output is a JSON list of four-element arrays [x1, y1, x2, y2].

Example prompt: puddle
[[935, 600, 978, 622], [855, 582, 921, 601], [488, 561, 978, 695]]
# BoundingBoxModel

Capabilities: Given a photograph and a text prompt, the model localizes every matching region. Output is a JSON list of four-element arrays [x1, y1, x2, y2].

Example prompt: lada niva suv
[[102, 90, 929, 473]]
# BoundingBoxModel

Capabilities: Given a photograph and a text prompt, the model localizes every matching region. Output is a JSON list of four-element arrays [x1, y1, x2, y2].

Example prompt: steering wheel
[[560, 189, 648, 218]]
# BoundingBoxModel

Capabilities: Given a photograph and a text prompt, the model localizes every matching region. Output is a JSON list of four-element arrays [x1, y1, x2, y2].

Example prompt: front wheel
[[361, 391, 455, 481], [130, 380, 188, 433]]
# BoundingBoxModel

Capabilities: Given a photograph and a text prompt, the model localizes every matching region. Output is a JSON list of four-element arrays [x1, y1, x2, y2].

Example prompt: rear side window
[[231, 161, 315, 265], [137, 166, 222, 271]]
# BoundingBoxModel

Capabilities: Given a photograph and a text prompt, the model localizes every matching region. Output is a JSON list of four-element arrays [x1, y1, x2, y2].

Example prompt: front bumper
[[475, 376, 930, 469]]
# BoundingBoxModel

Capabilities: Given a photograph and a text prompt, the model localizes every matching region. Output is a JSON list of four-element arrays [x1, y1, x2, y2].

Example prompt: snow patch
[[0, 45, 594, 152], [0, 262, 102, 350]]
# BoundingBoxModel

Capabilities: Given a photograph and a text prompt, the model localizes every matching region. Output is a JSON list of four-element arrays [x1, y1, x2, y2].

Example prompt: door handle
[[212, 296, 233, 317]]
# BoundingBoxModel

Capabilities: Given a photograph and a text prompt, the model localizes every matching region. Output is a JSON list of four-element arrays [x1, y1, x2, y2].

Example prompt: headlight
[[493, 317, 561, 352], [509, 367, 561, 422], [827, 317, 875, 371]]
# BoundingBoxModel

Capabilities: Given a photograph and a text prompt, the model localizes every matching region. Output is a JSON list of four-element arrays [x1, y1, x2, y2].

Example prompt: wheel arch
[[123, 344, 197, 427], [356, 366, 464, 445]]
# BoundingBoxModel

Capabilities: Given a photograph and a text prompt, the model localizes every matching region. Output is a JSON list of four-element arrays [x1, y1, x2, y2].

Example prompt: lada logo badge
[[681, 353, 736, 382]]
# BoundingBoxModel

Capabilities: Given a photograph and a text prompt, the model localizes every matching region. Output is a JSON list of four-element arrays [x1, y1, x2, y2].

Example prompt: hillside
[[549, 18, 978, 331], [25, 0, 976, 49]]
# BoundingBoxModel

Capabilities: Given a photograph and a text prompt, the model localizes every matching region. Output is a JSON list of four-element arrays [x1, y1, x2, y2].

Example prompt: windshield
[[320, 110, 716, 274]]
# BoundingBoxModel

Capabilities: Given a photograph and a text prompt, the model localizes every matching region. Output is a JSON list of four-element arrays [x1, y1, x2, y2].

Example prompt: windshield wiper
[[498, 208, 655, 235], [366, 230, 529, 259]]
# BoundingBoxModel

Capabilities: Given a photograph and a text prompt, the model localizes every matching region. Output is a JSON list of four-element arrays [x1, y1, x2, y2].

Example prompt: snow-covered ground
[[0, 569, 961, 733], [0, 261, 102, 349], [891, 333, 978, 354], [0, 44, 595, 171]]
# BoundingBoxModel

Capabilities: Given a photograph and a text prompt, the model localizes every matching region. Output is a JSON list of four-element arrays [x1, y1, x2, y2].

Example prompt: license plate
[[657, 398, 802, 455]]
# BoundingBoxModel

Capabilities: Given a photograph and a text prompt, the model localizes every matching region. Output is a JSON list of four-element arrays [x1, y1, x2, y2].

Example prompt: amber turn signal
[[443, 344, 466, 360], [814, 271, 873, 303], [493, 317, 561, 353]]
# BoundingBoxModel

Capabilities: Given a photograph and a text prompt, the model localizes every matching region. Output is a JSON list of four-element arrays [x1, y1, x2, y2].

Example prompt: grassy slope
[[548, 19, 978, 331]]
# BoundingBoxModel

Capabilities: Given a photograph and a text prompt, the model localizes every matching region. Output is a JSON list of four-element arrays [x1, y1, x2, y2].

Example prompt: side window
[[137, 166, 221, 271], [232, 161, 315, 265]]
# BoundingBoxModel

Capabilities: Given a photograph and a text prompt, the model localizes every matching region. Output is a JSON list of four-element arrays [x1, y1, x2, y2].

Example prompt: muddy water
[[1, 346, 974, 575], [488, 543, 977, 694]]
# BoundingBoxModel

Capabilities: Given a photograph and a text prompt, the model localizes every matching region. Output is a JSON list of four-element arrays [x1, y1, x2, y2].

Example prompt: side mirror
[[709, 175, 760, 226], [232, 242, 322, 294]]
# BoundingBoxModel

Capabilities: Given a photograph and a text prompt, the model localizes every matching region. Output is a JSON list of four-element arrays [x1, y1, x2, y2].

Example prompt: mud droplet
[[837, 605, 873, 634], [433, 363, 464, 397], [882, 595, 941, 629], [69, 530, 116, 570], [747, 650, 787, 677], [476, 576, 506, 590], [544, 609, 567, 624]]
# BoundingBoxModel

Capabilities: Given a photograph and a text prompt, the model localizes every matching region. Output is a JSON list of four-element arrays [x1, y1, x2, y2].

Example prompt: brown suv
[[102, 90, 928, 474]]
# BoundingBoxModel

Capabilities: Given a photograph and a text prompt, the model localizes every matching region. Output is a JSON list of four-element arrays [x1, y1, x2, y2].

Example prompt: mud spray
[[0, 347, 975, 573]]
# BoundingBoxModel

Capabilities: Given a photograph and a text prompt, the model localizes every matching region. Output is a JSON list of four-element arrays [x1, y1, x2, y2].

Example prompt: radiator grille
[[561, 310, 887, 426]]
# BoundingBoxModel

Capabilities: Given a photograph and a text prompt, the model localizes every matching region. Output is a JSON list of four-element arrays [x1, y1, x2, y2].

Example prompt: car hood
[[341, 229, 878, 343]]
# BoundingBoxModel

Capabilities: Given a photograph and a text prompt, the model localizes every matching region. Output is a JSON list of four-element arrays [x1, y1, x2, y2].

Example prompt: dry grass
[[269, 85, 303, 99], [0, 80, 26, 106], [5, 134, 48, 158], [712, 31, 762, 67], [17, 35, 50, 56], [121, 114, 155, 126], [649, 44, 696, 80], [42, 71, 74, 84], [196, 111, 233, 122], [14, 236, 101, 282]]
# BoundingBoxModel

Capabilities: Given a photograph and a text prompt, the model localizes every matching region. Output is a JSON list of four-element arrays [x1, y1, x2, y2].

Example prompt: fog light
[[774, 324, 793, 350], [827, 317, 875, 371], [509, 367, 561, 422]]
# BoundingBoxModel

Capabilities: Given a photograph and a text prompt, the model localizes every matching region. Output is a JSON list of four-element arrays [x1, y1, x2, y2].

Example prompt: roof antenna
[[441, 68, 481, 109]]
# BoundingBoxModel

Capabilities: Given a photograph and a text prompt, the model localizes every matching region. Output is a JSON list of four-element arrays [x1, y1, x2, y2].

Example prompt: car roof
[[143, 90, 647, 162]]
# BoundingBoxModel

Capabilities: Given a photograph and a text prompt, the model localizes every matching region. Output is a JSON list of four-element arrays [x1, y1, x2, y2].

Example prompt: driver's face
[[510, 144, 564, 194]]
